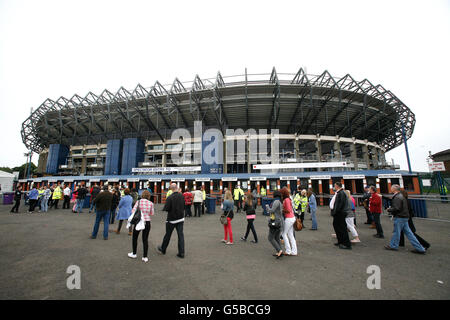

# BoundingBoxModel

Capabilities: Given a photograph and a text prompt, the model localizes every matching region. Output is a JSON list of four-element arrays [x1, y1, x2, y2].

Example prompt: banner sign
[[195, 178, 211, 182], [280, 176, 297, 180], [147, 178, 162, 182], [170, 178, 186, 182], [310, 175, 331, 180], [132, 166, 201, 173], [377, 174, 402, 179], [428, 162, 446, 172], [343, 175, 366, 179], [250, 176, 267, 181], [222, 177, 238, 182], [89, 179, 100, 182], [107, 178, 120, 182], [127, 178, 140, 182]]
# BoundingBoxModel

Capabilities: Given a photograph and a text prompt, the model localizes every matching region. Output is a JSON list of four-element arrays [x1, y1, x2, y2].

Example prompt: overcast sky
[[0, 0, 449, 172]]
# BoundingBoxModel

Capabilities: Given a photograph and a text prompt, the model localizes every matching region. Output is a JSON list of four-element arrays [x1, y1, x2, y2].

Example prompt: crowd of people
[[220, 182, 429, 258], [8, 180, 429, 262]]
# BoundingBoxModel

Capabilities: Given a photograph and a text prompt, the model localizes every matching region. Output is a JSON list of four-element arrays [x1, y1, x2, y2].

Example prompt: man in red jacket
[[369, 186, 384, 238]]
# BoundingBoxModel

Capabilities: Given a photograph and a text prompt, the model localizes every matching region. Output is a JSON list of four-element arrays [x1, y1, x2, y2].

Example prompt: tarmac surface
[[0, 202, 449, 300]]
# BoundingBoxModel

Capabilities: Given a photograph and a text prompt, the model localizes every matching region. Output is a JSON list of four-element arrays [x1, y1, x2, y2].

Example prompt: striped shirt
[[132, 199, 155, 222]]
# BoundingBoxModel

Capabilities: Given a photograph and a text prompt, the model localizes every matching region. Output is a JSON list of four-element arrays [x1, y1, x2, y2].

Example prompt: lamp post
[[24, 152, 32, 179]]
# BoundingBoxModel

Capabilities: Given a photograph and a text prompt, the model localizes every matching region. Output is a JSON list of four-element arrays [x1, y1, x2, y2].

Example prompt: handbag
[[130, 201, 142, 225], [294, 218, 303, 231], [220, 210, 229, 225], [268, 211, 282, 229]]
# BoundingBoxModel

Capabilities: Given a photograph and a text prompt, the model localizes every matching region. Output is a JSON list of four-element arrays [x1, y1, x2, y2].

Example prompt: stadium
[[18, 67, 420, 202]]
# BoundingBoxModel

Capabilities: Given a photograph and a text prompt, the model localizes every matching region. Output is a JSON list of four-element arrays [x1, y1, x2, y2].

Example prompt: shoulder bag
[[130, 200, 142, 225], [220, 210, 229, 225]]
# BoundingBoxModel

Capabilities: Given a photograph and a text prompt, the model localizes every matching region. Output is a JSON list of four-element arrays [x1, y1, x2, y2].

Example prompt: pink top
[[283, 198, 295, 219], [132, 199, 154, 222]]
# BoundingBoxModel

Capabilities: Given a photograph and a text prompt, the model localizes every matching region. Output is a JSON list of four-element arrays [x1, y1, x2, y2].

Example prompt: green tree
[[12, 163, 37, 179], [0, 167, 13, 174]]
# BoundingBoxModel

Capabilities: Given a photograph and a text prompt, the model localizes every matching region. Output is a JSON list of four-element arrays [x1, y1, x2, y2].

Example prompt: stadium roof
[[21, 67, 415, 153]]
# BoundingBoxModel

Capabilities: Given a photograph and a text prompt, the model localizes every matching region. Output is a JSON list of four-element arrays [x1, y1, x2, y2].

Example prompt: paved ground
[[0, 202, 449, 300]]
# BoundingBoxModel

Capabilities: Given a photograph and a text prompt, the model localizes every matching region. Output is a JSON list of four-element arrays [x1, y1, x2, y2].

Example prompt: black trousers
[[333, 213, 351, 247], [51, 199, 59, 209], [11, 200, 20, 212], [202, 201, 205, 214], [372, 212, 384, 236], [399, 218, 430, 249], [161, 221, 184, 256], [110, 206, 117, 224], [132, 221, 151, 257], [234, 200, 241, 212], [194, 202, 201, 217], [117, 220, 131, 232], [244, 219, 258, 242], [63, 196, 71, 209], [29, 199, 38, 212], [300, 212, 305, 223]]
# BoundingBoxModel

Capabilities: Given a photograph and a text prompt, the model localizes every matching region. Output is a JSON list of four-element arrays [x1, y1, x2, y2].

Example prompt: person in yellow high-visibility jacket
[[299, 189, 308, 225], [233, 185, 244, 212], [202, 188, 206, 215], [260, 186, 266, 197], [51, 184, 63, 210]]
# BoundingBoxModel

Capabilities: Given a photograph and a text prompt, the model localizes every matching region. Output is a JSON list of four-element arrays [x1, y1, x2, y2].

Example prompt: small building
[[0, 170, 16, 193]]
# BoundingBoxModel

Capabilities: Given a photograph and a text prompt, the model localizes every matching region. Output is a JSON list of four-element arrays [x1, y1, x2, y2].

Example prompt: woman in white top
[[127, 190, 155, 262]]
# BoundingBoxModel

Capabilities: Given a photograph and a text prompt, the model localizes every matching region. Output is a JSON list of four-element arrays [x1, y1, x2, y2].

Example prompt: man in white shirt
[[192, 188, 203, 217], [63, 185, 72, 209]]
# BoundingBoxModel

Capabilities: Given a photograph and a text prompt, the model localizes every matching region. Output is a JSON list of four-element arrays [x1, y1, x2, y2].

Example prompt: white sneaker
[[142, 257, 149, 263], [127, 253, 137, 259]]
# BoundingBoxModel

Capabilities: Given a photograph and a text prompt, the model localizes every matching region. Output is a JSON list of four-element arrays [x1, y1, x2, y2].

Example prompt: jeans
[[389, 217, 425, 252], [184, 204, 192, 217], [132, 221, 151, 257], [345, 217, 358, 238], [268, 227, 282, 253], [76, 199, 84, 213], [41, 198, 49, 212], [244, 219, 258, 242], [91, 210, 110, 239], [310, 208, 318, 230], [372, 212, 383, 236], [399, 217, 430, 249], [365, 208, 373, 223], [282, 217, 297, 255], [89, 201, 96, 212], [161, 221, 185, 256], [223, 217, 233, 243]]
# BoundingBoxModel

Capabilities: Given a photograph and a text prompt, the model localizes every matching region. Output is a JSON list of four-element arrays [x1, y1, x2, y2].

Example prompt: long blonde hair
[[224, 190, 233, 201]]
